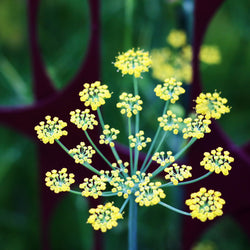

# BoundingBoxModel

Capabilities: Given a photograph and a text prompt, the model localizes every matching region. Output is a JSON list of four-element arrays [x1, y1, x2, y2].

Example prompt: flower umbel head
[[79, 81, 111, 110], [87, 202, 123, 232], [135, 181, 166, 206], [70, 109, 98, 130], [45, 168, 75, 193], [152, 151, 175, 167], [158, 110, 183, 134], [116, 92, 143, 117], [79, 175, 107, 199], [186, 188, 225, 222], [129, 131, 151, 151], [167, 29, 187, 48], [69, 142, 95, 164], [154, 78, 185, 104], [195, 92, 230, 120], [200, 147, 234, 176], [164, 163, 192, 185], [34, 116, 68, 144], [114, 48, 152, 78], [99, 125, 120, 147], [182, 115, 211, 139]]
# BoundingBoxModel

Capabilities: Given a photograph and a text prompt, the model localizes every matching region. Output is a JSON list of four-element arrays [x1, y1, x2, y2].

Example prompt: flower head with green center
[[114, 48, 152, 78], [154, 78, 185, 104], [128, 130, 151, 151], [195, 92, 230, 120], [200, 46, 221, 64], [135, 181, 166, 206], [116, 92, 143, 117], [99, 125, 120, 147], [34, 116, 68, 144], [69, 142, 95, 164], [45, 168, 75, 193], [164, 163, 192, 185], [185, 188, 225, 222], [79, 175, 107, 199], [70, 109, 98, 130], [167, 29, 187, 48], [152, 151, 175, 167], [158, 110, 183, 134], [182, 115, 211, 139], [87, 202, 123, 232], [200, 147, 234, 176], [79, 81, 111, 110]]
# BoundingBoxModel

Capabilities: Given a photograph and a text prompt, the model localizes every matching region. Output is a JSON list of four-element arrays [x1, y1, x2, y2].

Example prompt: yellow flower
[[114, 48, 152, 78], [200, 147, 234, 175], [154, 78, 185, 104], [167, 29, 187, 48], [195, 92, 230, 120], [69, 142, 96, 164], [87, 202, 123, 232], [152, 151, 175, 167], [116, 92, 143, 117], [164, 163, 192, 185], [99, 124, 120, 147], [186, 188, 225, 222], [45, 168, 75, 193], [70, 109, 98, 130], [158, 110, 183, 134], [34, 115, 68, 144], [79, 81, 111, 110], [182, 115, 211, 139], [200, 46, 221, 64], [135, 181, 166, 206], [128, 130, 151, 151], [79, 174, 107, 199]]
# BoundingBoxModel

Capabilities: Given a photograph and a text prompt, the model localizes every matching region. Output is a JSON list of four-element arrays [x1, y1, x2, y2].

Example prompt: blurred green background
[[0, 0, 250, 249]]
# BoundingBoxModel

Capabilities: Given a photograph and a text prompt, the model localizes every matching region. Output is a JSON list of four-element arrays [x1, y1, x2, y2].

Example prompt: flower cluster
[[195, 92, 230, 119], [128, 131, 152, 151], [186, 188, 225, 222], [200, 147, 234, 176], [116, 92, 143, 117], [152, 151, 175, 167], [158, 110, 183, 134], [45, 168, 75, 193], [164, 163, 192, 185], [79, 81, 111, 110], [151, 29, 221, 84], [87, 202, 123, 232], [154, 78, 185, 104], [182, 115, 211, 139], [35, 116, 68, 144], [114, 48, 152, 78], [70, 109, 98, 130], [35, 47, 233, 235], [69, 142, 95, 164], [79, 175, 107, 199], [99, 125, 120, 147]]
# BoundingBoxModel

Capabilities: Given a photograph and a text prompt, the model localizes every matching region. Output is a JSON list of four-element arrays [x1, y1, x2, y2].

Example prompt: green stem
[[84, 131, 113, 169], [120, 198, 130, 213], [161, 171, 213, 188], [97, 107, 105, 130], [152, 137, 197, 177], [140, 101, 169, 172], [56, 139, 101, 175], [159, 201, 191, 216], [124, 0, 134, 49], [69, 190, 82, 196], [101, 191, 118, 197], [128, 117, 133, 173], [128, 195, 138, 250]]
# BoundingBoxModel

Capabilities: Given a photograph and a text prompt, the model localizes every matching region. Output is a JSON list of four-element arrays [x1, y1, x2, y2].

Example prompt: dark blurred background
[[0, 0, 250, 249]]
